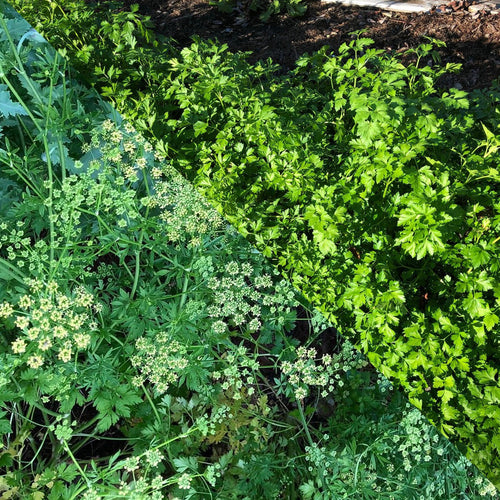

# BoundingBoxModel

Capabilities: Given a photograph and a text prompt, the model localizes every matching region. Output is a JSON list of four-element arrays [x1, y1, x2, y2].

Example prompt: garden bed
[[3, 0, 500, 495]]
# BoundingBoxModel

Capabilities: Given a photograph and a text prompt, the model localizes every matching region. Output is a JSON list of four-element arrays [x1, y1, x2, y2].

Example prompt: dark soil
[[115, 0, 500, 91]]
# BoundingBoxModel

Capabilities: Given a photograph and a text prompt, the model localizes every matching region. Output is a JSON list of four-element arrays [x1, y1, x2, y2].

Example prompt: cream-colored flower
[[151, 167, 163, 179], [53, 325, 68, 339], [74, 333, 90, 349], [123, 165, 138, 182], [27, 327, 41, 341], [38, 337, 52, 351], [39, 318, 50, 331], [110, 130, 123, 144], [0, 302, 14, 318], [31, 309, 43, 321], [18, 295, 33, 309], [102, 119, 114, 131], [11, 338, 26, 354], [14, 315, 30, 330], [123, 141, 136, 154], [75, 287, 93, 308], [177, 473, 192, 490], [27, 354, 43, 369], [135, 157, 147, 169], [68, 313, 85, 330], [27, 278, 43, 293], [124, 122, 135, 133], [58, 345, 72, 362], [57, 294, 71, 310], [39, 297, 53, 312]]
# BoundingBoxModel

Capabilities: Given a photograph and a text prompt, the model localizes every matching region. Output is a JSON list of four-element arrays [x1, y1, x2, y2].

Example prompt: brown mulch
[[113, 0, 500, 91]]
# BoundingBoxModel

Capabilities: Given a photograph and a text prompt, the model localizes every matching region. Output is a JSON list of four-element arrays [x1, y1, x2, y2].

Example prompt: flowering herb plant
[[0, 3, 498, 499], [14, 0, 500, 483]]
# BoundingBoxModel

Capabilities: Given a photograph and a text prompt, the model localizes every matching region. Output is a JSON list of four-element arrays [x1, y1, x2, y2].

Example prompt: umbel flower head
[[131, 332, 189, 394], [2, 278, 99, 369]]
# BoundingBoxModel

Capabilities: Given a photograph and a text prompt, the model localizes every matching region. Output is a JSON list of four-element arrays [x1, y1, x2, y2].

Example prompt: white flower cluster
[[131, 332, 189, 394], [212, 346, 259, 400], [145, 171, 225, 247], [4, 278, 98, 369]]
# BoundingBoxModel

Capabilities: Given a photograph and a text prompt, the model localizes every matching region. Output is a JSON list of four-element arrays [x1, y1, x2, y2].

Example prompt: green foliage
[[2, 0, 499, 496], [8, 0, 174, 139], [11, 0, 500, 486], [209, 0, 307, 21], [162, 36, 500, 481]]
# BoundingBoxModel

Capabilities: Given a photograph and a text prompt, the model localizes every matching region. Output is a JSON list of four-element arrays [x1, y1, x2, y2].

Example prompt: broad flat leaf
[[0, 17, 31, 41], [299, 481, 316, 500], [463, 294, 486, 319], [318, 237, 336, 256], [438, 388, 455, 404], [173, 456, 198, 473], [41, 138, 75, 172], [484, 386, 500, 404], [484, 313, 499, 332], [193, 120, 208, 137], [453, 357, 470, 373], [442, 403, 460, 421], [474, 366, 498, 385]]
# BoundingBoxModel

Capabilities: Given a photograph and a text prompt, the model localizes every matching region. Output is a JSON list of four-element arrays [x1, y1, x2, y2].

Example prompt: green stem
[[151, 425, 198, 452], [26, 430, 49, 466], [72, 412, 102, 436], [297, 401, 329, 493], [141, 382, 162, 424], [42, 134, 56, 277], [62, 440, 90, 485], [297, 401, 314, 448], [0, 145, 45, 199], [129, 174, 151, 300], [38, 409, 60, 464], [71, 433, 133, 441], [0, 42, 43, 136], [130, 248, 141, 300], [179, 272, 190, 310]]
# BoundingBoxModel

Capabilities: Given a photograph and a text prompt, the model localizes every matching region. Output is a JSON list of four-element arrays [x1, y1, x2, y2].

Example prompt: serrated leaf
[[173, 456, 198, 473], [442, 403, 459, 421], [0, 86, 28, 118], [0, 411, 11, 434], [474, 367, 498, 385], [484, 313, 499, 332], [193, 120, 208, 137], [299, 481, 316, 500], [484, 386, 500, 404], [433, 377, 444, 388], [0, 17, 32, 42], [438, 389, 454, 404], [453, 357, 470, 372], [318, 237, 336, 256], [444, 375, 455, 388], [463, 294, 486, 319]]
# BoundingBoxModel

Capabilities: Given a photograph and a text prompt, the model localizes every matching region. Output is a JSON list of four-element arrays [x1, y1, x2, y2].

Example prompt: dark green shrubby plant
[[3, 0, 500, 496]]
